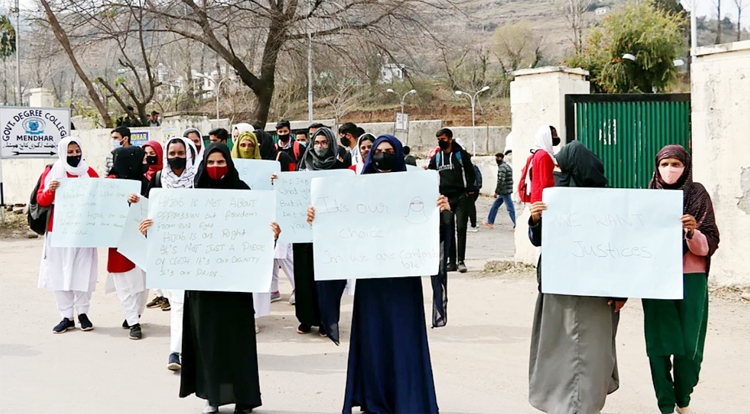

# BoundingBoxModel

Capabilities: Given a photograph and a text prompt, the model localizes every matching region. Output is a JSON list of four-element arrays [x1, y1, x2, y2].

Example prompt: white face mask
[[659, 166, 684, 185], [112, 139, 123, 150]]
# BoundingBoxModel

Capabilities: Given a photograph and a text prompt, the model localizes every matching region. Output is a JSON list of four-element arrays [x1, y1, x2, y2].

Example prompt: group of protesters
[[34, 119, 718, 414]]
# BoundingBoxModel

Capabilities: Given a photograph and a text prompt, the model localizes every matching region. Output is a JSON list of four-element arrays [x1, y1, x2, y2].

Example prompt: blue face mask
[[112, 139, 123, 150], [299, 142, 308, 147]]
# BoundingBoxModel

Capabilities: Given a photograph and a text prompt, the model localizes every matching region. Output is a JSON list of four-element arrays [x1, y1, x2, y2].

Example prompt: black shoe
[[458, 261, 468, 273], [318, 326, 327, 337], [167, 352, 181, 371], [52, 318, 75, 334], [447, 263, 458, 272], [234, 404, 253, 413], [297, 324, 311, 334], [129, 324, 142, 340], [78, 314, 94, 331], [122, 319, 129, 329]]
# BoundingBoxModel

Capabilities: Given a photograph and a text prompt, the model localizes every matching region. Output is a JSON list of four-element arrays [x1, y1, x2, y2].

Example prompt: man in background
[[209, 128, 229, 144], [149, 111, 161, 127], [106, 126, 132, 173], [484, 152, 515, 231]]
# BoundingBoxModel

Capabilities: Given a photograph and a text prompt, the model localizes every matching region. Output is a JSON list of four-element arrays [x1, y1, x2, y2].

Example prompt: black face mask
[[167, 157, 187, 170], [552, 137, 561, 146], [372, 152, 397, 171], [146, 155, 159, 165], [496, 159, 503, 165], [278, 134, 290, 142], [66, 155, 82, 168], [438, 140, 450, 150], [340, 136, 351, 147]]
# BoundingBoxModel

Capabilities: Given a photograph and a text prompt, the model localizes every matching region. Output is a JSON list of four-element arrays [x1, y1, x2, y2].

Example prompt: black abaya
[[179, 143, 262, 410], [343, 277, 439, 414], [292, 243, 321, 327]]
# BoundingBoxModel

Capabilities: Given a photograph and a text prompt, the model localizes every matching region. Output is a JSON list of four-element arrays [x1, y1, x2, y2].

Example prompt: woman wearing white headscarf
[[522, 125, 559, 204], [130, 136, 198, 371], [37, 137, 99, 334]]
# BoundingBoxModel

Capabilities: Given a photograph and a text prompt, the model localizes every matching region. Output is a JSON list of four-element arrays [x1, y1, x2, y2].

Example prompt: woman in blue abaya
[[308, 134, 445, 414]]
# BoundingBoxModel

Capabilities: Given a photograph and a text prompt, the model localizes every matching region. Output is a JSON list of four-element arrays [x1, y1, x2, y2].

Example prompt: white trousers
[[119, 290, 148, 326], [271, 258, 295, 292], [54, 291, 91, 319], [166, 289, 184, 354]]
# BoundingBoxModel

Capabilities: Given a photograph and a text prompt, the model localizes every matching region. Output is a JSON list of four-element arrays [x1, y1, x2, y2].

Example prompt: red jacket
[[530, 150, 555, 203], [36, 166, 99, 233], [106, 175, 136, 273]]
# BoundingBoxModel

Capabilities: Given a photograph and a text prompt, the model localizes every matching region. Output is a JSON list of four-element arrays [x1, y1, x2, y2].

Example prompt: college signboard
[[0, 107, 71, 158], [130, 130, 150, 147]]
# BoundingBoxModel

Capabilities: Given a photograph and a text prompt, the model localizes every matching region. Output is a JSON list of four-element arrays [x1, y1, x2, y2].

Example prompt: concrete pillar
[[509, 66, 590, 264], [691, 40, 750, 287], [28, 88, 55, 108]]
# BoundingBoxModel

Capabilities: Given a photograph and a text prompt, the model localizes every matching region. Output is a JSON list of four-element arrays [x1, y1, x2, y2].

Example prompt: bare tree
[[560, 0, 593, 54], [715, 0, 722, 44], [735, 0, 749, 41], [39, 0, 114, 127], [491, 20, 546, 73], [129, 0, 450, 126]]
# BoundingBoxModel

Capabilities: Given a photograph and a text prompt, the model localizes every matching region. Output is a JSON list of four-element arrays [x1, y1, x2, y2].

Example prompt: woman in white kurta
[[37, 137, 99, 333]]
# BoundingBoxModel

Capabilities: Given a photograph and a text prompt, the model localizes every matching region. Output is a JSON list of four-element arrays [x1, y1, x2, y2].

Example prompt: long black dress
[[179, 143, 262, 410], [343, 134, 439, 413]]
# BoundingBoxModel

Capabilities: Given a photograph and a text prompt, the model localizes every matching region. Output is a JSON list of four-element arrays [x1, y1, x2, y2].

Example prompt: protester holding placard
[[137, 137, 198, 370], [105, 147, 150, 340], [642, 145, 720, 414], [37, 137, 100, 334], [526, 141, 625, 414], [307, 134, 442, 414], [142, 143, 277, 414], [294, 128, 349, 339]]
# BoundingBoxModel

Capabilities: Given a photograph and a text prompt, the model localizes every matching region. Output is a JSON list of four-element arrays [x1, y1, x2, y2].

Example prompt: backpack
[[435, 151, 468, 189], [518, 154, 534, 203], [28, 165, 54, 235], [276, 141, 303, 161], [472, 165, 483, 190]]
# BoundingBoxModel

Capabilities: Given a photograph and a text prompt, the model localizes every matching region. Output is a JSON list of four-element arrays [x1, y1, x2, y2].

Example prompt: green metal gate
[[564, 94, 691, 189]]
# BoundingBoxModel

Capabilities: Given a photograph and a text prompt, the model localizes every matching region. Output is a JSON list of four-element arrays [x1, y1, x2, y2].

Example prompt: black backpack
[[28, 165, 54, 235]]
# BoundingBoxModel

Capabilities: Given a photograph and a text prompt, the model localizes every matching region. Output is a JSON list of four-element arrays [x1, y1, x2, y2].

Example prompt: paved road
[[0, 198, 748, 414]]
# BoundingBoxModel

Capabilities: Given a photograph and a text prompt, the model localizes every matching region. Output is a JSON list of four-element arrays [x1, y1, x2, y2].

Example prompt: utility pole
[[15, 0, 21, 105]]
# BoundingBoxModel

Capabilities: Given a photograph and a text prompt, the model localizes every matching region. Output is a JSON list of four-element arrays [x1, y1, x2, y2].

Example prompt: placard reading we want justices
[[52, 178, 141, 248], [540, 187, 684, 300], [146, 188, 276, 293], [311, 171, 440, 281]]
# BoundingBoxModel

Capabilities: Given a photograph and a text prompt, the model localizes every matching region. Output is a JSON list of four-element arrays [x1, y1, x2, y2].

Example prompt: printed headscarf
[[298, 128, 338, 171], [143, 140, 164, 181], [649, 145, 720, 257], [161, 137, 197, 189], [362, 134, 407, 174], [44, 137, 91, 187], [230, 131, 261, 160]]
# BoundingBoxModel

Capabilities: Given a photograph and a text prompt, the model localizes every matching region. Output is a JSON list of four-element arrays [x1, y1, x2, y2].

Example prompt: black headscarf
[[649, 145, 719, 258], [555, 141, 608, 188], [298, 128, 338, 171], [257, 130, 278, 161], [194, 143, 249, 190], [361, 135, 407, 174], [111, 146, 148, 195]]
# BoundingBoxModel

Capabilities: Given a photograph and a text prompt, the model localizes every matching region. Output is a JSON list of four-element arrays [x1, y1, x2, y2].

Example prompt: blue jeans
[[487, 194, 516, 227]]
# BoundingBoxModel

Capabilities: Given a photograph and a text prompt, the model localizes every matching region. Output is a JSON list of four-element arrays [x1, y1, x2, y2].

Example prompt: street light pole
[[456, 86, 490, 155], [307, 32, 313, 123], [690, 0, 697, 62], [15, 0, 21, 105]]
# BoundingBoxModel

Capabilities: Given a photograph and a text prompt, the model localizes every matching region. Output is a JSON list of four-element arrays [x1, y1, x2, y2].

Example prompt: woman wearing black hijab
[[307, 134, 445, 413], [293, 128, 348, 340], [142, 143, 280, 414]]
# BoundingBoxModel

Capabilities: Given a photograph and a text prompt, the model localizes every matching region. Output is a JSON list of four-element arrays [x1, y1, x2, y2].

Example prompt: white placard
[[51, 178, 141, 248], [540, 187, 684, 299], [146, 188, 276, 292], [311, 171, 440, 281], [275, 169, 355, 243], [234, 159, 280, 191], [1, 107, 71, 158], [117, 198, 149, 269]]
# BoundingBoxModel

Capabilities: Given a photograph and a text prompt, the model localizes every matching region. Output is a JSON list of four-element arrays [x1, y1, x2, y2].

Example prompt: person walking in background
[[428, 128, 475, 274], [485, 152, 516, 231], [467, 164, 482, 232], [642, 145, 720, 414], [403, 146, 417, 166]]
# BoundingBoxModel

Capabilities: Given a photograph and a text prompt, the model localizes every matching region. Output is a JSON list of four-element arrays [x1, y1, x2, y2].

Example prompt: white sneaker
[[289, 291, 296, 305], [270, 291, 281, 302], [469, 226, 479, 233]]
